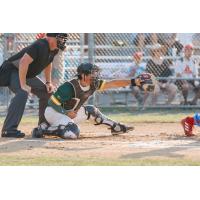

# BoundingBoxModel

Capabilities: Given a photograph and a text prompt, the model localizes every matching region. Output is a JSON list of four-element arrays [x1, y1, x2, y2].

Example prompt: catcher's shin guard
[[32, 122, 80, 139], [84, 105, 134, 135]]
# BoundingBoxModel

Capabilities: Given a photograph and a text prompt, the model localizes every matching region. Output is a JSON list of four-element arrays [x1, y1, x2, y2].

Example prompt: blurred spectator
[[133, 33, 182, 56], [177, 33, 194, 45], [129, 52, 146, 76], [157, 33, 176, 46], [192, 34, 200, 67], [133, 33, 158, 51], [172, 38, 184, 56], [192, 33, 200, 55], [128, 52, 146, 106], [146, 44, 177, 105], [175, 44, 200, 105], [157, 33, 183, 56], [6, 34, 14, 52]]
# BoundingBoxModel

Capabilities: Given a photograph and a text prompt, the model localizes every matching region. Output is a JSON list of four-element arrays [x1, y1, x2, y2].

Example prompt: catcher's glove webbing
[[131, 73, 156, 92]]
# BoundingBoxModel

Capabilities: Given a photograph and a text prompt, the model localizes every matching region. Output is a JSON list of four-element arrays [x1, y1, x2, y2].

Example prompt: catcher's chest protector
[[62, 79, 96, 111]]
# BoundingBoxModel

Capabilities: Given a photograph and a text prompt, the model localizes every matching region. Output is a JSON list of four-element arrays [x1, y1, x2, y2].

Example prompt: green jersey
[[48, 78, 105, 114]]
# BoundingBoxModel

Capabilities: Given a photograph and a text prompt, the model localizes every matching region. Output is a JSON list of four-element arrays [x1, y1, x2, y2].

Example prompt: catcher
[[32, 63, 156, 139]]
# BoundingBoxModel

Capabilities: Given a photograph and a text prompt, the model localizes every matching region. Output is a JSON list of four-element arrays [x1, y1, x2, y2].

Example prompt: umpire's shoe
[[1, 130, 25, 138]]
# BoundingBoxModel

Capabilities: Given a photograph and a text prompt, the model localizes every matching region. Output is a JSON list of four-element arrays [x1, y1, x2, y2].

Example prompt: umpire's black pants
[[0, 62, 52, 132]]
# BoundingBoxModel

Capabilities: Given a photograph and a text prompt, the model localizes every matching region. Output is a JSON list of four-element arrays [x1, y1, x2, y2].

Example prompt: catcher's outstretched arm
[[100, 73, 156, 92], [100, 79, 131, 90], [99, 73, 156, 92]]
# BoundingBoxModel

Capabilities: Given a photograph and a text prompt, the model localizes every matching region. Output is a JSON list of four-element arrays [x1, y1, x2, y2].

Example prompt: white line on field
[[1, 139, 200, 149]]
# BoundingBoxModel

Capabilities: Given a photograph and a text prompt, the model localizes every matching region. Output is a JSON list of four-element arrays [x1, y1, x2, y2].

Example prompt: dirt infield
[[0, 120, 200, 165]]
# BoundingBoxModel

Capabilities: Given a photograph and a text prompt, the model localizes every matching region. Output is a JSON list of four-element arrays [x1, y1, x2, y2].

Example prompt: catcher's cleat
[[181, 117, 195, 137], [31, 122, 48, 138], [111, 123, 134, 135], [32, 127, 44, 138]]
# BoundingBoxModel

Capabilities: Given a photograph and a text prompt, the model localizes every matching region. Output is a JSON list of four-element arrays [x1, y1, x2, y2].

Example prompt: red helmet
[[184, 44, 193, 50]]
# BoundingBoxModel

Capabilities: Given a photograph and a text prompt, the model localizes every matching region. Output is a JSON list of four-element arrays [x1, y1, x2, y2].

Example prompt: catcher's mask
[[77, 63, 101, 88], [47, 33, 68, 51]]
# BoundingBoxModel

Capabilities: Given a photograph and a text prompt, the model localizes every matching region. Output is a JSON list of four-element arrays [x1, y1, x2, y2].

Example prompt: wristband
[[131, 78, 136, 86]]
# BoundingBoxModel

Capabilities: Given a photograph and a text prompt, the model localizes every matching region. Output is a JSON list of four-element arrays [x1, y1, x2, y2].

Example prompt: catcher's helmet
[[77, 63, 101, 88], [47, 33, 68, 51]]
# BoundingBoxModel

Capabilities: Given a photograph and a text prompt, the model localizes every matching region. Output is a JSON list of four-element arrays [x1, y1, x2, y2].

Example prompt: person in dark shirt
[[145, 44, 177, 105], [0, 33, 68, 138]]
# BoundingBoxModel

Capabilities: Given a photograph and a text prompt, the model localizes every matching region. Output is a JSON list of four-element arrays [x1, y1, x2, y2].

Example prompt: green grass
[[0, 155, 200, 166], [0, 116, 38, 124], [0, 108, 196, 124], [108, 112, 193, 123], [105, 108, 197, 123]]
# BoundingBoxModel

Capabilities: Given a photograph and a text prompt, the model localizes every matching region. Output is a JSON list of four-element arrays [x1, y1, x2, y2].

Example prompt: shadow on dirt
[[0, 137, 47, 153], [0, 136, 102, 153], [121, 139, 200, 159]]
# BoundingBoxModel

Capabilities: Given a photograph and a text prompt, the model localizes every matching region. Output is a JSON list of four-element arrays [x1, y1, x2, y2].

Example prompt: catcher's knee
[[59, 123, 80, 139]]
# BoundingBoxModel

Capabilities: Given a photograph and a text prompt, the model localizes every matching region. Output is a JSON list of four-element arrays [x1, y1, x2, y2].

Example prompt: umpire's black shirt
[[5, 39, 58, 78]]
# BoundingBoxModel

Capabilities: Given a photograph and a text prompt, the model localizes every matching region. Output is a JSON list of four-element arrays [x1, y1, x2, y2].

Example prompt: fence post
[[87, 33, 97, 106], [80, 33, 85, 63], [52, 50, 65, 88], [88, 33, 95, 64]]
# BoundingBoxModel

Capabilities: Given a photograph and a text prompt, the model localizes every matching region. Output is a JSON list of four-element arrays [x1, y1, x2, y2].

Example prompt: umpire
[[0, 33, 68, 138]]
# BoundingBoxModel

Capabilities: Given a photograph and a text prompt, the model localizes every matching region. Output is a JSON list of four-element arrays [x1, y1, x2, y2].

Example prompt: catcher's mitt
[[132, 73, 157, 92]]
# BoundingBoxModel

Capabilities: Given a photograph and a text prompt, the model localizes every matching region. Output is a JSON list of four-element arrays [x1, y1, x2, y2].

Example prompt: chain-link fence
[[93, 33, 200, 108], [0, 34, 15, 115], [1, 33, 200, 115]]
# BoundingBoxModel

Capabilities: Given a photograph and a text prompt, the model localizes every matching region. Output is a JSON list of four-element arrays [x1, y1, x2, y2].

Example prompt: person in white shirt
[[175, 44, 200, 105]]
